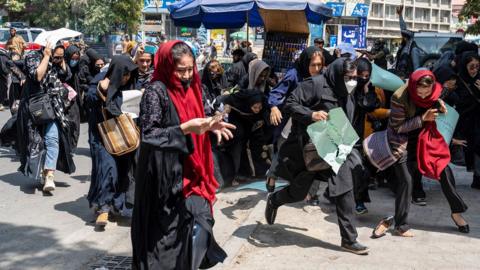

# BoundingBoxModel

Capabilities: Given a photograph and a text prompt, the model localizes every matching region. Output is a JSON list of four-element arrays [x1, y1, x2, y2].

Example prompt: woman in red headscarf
[[131, 41, 235, 270], [372, 69, 468, 238]]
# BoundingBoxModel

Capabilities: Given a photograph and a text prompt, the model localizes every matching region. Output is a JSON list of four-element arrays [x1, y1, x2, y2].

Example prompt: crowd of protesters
[[0, 5, 479, 267]]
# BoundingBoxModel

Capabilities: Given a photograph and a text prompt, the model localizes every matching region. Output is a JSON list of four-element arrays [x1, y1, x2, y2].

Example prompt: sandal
[[372, 216, 394, 239]]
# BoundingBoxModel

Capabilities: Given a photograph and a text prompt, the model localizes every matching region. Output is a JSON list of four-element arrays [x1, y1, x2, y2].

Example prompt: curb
[[214, 195, 267, 269]]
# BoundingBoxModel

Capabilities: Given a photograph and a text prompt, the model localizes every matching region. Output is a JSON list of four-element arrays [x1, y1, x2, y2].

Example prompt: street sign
[[326, 2, 345, 17]]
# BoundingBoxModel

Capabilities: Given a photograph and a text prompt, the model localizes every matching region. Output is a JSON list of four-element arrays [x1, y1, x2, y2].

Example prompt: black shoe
[[471, 176, 480, 190], [412, 197, 427, 206], [341, 241, 369, 255], [451, 214, 470, 234], [265, 193, 278, 225]]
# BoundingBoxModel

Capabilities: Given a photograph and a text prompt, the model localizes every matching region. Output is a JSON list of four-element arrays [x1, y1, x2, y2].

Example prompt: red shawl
[[152, 40, 218, 206], [407, 69, 450, 180]]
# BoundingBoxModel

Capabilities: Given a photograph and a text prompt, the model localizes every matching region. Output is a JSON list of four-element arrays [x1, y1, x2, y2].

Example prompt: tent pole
[[246, 10, 249, 44]]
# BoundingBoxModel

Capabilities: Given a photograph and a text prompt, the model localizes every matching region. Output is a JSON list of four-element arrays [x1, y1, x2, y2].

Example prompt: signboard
[[341, 25, 360, 48], [358, 17, 368, 48], [326, 2, 345, 17], [210, 29, 227, 54], [180, 27, 194, 38], [309, 23, 324, 45], [255, 27, 265, 40], [144, 0, 175, 8], [330, 36, 337, 47], [351, 3, 369, 17]]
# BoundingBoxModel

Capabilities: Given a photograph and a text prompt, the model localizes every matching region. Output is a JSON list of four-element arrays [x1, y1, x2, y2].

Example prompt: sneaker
[[355, 203, 368, 215], [265, 193, 278, 225], [341, 241, 369, 255], [412, 197, 426, 206], [43, 171, 56, 192], [0, 104, 4, 111], [96, 212, 109, 227]]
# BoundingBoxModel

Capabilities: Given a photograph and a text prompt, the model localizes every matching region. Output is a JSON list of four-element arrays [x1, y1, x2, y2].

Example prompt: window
[[371, 3, 384, 18], [385, 5, 398, 19], [441, 0, 450, 5], [0, 30, 8, 42], [30, 30, 42, 41], [405, 7, 414, 20], [16, 30, 29, 42], [415, 8, 430, 22], [441, 11, 450, 23], [432, 0, 439, 4], [432, 10, 439, 22]]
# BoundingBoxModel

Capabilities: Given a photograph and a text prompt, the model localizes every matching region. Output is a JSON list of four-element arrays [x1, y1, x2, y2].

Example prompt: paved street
[[0, 109, 479, 270]]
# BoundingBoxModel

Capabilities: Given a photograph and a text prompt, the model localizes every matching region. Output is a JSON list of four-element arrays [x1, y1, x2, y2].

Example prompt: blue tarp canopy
[[167, 0, 332, 29]]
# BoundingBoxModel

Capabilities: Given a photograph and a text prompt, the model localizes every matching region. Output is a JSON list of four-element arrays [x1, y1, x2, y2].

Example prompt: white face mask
[[345, 80, 357, 94]]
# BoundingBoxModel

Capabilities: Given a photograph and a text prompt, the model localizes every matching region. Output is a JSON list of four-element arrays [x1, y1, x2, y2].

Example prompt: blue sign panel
[[351, 3, 369, 17], [358, 17, 368, 48], [330, 36, 337, 47], [341, 25, 359, 48], [326, 2, 345, 17], [309, 23, 324, 45], [144, 0, 175, 9]]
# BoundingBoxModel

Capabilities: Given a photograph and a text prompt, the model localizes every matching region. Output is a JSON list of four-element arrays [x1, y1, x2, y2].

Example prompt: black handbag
[[303, 141, 331, 172], [28, 93, 56, 125]]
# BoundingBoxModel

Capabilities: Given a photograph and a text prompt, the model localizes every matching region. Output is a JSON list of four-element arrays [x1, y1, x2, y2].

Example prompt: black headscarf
[[458, 51, 480, 85], [225, 89, 264, 115], [81, 48, 103, 76], [105, 55, 138, 116], [65, 45, 80, 63], [356, 58, 372, 89], [295, 46, 322, 79], [65, 45, 81, 71], [324, 58, 348, 98], [433, 65, 456, 85]]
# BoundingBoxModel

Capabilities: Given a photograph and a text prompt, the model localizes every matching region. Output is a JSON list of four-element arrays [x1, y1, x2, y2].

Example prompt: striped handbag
[[96, 87, 140, 156], [97, 111, 140, 156]]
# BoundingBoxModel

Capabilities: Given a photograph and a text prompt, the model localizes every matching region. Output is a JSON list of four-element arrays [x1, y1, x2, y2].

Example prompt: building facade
[[367, 0, 453, 40]]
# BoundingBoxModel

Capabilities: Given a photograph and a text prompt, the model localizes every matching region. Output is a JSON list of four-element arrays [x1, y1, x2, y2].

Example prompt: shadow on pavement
[[55, 196, 96, 226], [221, 193, 264, 220], [0, 222, 102, 269], [73, 147, 91, 158], [0, 172, 36, 194], [238, 222, 343, 252], [71, 175, 90, 183]]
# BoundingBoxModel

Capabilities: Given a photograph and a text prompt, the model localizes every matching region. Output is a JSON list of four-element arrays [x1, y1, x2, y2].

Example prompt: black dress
[[131, 81, 226, 270]]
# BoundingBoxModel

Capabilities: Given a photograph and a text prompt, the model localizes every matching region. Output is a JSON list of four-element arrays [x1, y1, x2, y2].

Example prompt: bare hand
[[422, 108, 438, 122], [396, 5, 404, 16], [312, 111, 329, 122], [438, 99, 448, 114], [210, 121, 236, 144], [270, 106, 283, 126], [475, 80, 480, 90], [43, 42, 52, 58], [452, 139, 468, 147], [182, 118, 212, 135]]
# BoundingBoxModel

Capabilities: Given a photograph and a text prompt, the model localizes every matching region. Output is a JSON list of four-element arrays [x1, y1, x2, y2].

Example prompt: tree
[[460, 0, 480, 34], [1, 0, 143, 36]]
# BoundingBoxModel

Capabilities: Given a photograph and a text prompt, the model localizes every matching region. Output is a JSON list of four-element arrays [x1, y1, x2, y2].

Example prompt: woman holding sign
[[265, 58, 369, 255], [372, 69, 468, 238]]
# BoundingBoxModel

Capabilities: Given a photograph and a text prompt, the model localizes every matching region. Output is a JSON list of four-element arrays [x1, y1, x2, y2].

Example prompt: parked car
[[0, 27, 46, 52], [411, 31, 464, 69]]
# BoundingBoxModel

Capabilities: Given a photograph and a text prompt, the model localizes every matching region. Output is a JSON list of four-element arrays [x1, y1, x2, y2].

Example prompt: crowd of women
[[0, 31, 479, 267]]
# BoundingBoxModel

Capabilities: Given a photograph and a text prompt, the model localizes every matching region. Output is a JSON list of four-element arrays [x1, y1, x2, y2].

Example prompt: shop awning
[[168, 0, 333, 30]]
